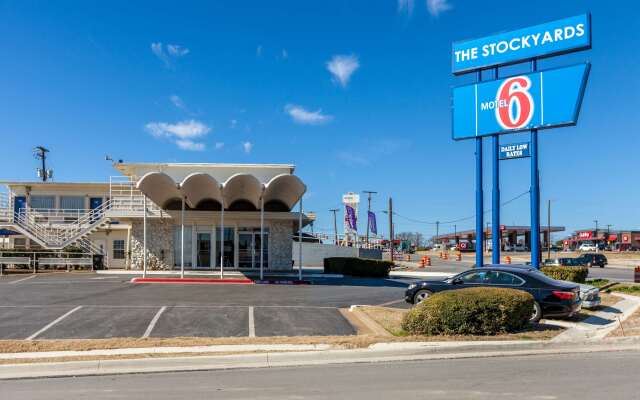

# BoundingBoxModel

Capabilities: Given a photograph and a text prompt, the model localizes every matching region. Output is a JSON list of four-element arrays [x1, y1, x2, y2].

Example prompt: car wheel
[[414, 289, 433, 305], [530, 302, 542, 323], [586, 262, 593, 268], [600, 264, 605, 268]]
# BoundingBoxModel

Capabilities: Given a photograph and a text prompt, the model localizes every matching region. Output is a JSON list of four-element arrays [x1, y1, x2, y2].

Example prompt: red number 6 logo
[[495, 76, 534, 130]]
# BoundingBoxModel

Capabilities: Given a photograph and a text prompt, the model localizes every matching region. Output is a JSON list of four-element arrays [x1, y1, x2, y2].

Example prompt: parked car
[[577, 253, 608, 268], [578, 243, 597, 252], [503, 243, 514, 252], [543, 257, 586, 267], [514, 243, 528, 252], [576, 282, 601, 309], [405, 265, 581, 322]]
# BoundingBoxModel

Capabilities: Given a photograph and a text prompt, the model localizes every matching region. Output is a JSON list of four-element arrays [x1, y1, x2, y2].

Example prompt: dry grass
[[357, 306, 563, 340], [609, 306, 640, 337]]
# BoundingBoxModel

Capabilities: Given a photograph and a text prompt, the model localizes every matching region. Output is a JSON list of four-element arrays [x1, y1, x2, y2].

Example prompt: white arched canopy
[[222, 173, 263, 210], [136, 172, 182, 209], [180, 173, 223, 209], [263, 174, 307, 211]]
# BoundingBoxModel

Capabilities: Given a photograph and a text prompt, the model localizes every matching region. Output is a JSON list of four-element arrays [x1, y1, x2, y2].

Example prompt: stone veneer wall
[[130, 219, 174, 270], [269, 220, 294, 270]]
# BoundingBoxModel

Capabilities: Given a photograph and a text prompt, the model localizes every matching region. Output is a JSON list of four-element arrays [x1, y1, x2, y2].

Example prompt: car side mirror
[[452, 278, 463, 285]]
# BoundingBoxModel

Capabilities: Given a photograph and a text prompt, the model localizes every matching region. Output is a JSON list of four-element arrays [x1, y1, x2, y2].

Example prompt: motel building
[[0, 162, 311, 272]]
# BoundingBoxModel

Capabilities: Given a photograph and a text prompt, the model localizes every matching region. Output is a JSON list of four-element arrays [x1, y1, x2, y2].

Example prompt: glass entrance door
[[237, 231, 268, 269], [197, 233, 211, 268]]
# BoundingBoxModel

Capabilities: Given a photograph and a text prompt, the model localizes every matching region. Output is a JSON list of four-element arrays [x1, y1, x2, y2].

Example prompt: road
[[2, 351, 639, 399]]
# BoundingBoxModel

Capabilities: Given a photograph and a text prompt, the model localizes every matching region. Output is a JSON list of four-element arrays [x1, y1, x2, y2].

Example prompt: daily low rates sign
[[452, 63, 590, 140]]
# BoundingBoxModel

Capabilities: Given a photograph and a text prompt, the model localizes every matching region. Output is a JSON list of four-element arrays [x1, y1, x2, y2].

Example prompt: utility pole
[[363, 191, 377, 246], [593, 219, 599, 252], [454, 224, 457, 244], [33, 146, 50, 182], [435, 221, 440, 248], [329, 209, 339, 245], [388, 198, 394, 263]]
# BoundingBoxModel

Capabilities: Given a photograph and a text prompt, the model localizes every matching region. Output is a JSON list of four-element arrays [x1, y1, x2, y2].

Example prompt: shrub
[[324, 257, 392, 278], [540, 266, 588, 283], [401, 287, 534, 335]]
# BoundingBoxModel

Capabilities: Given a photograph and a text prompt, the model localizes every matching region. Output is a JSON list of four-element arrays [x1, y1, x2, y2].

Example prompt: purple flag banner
[[368, 211, 377, 235], [345, 205, 357, 231]]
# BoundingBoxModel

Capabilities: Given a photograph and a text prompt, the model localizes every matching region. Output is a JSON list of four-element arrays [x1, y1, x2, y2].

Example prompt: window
[[30, 196, 55, 209], [485, 271, 525, 286], [60, 196, 85, 210], [173, 226, 193, 267], [458, 271, 487, 284], [113, 240, 125, 259]]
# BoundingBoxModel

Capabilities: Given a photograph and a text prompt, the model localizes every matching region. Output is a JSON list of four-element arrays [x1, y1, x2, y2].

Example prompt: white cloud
[[146, 120, 210, 139], [230, 119, 238, 129], [170, 95, 185, 110], [145, 120, 210, 151], [398, 0, 415, 15], [426, 0, 452, 16], [326, 54, 360, 87], [242, 141, 253, 154], [151, 42, 190, 68], [176, 140, 205, 151], [215, 142, 225, 150], [284, 104, 333, 125], [167, 44, 190, 57]]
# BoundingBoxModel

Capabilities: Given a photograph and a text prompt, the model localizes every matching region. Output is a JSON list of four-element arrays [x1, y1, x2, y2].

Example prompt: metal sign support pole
[[475, 69, 484, 268], [530, 59, 541, 268], [491, 68, 501, 265], [181, 197, 185, 279]]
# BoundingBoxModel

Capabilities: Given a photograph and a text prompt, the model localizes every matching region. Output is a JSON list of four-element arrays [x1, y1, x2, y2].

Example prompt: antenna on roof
[[33, 146, 51, 182]]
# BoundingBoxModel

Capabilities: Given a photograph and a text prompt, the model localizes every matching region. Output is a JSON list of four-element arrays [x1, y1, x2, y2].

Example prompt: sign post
[[451, 13, 591, 269]]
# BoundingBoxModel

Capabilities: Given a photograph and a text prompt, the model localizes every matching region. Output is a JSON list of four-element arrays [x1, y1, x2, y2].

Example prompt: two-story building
[[0, 162, 310, 272]]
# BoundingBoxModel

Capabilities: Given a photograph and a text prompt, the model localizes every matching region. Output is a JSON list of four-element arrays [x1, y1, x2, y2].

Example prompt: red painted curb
[[255, 280, 312, 285], [130, 277, 254, 285]]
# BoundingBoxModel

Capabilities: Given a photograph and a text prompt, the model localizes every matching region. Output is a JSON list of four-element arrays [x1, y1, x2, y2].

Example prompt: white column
[[260, 196, 264, 281], [143, 195, 147, 278], [298, 196, 303, 281], [181, 197, 185, 279], [220, 201, 224, 279]]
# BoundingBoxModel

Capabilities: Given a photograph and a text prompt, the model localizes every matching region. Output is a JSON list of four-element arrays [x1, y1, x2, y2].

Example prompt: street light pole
[[363, 191, 377, 247], [547, 199, 552, 261]]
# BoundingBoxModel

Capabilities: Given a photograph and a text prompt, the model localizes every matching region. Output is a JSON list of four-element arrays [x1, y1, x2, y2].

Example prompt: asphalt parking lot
[[0, 273, 410, 340]]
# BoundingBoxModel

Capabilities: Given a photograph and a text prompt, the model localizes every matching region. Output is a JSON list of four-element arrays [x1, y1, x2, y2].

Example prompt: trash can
[[93, 254, 104, 270]]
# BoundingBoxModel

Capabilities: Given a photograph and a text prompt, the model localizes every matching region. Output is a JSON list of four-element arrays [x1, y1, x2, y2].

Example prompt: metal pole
[[388, 198, 393, 263], [143, 195, 147, 278], [330, 209, 339, 245], [530, 59, 541, 268], [363, 191, 376, 247], [547, 199, 551, 261], [298, 196, 303, 281], [436, 221, 440, 248], [475, 70, 484, 268], [260, 196, 264, 281], [220, 200, 224, 279], [491, 68, 501, 265], [181, 197, 185, 279]]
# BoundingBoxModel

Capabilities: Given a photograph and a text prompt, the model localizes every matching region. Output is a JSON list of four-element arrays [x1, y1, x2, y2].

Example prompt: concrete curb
[[1, 337, 639, 380], [96, 270, 344, 279]]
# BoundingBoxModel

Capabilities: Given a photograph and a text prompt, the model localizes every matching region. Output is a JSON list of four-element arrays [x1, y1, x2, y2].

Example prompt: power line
[[383, 190, 531, 227]]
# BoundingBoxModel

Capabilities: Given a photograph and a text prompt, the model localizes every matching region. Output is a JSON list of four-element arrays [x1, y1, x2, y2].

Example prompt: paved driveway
[[0, 273, 410, 339]]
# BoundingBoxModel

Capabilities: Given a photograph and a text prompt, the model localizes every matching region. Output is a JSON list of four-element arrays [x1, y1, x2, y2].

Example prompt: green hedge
[[401, 287, 534, 335], [540, 266, 588, 283], [323, 257, 392, 277]]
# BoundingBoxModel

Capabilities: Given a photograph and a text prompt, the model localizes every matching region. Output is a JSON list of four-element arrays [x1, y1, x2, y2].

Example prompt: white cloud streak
[[243, 141, 253, 154], [284, 104, 333, 125], [170, 95, 185, 110], [167, 44, 190, 57], [327, 54, 360, 87], [151, 42, 190, 68], [398, 0, 415, 15], [426, 0, 452, 16], [145, 119, 210, 151]]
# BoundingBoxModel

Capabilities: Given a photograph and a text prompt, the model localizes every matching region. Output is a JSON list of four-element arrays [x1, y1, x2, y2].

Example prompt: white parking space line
[[8, 275, 37, 285], [142, 306, 167, 338], [248, 306, 256, 337], [26, 306, 83, 340]]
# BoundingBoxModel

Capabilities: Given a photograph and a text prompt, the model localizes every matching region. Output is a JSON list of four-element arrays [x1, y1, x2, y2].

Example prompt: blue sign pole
[[475, 70, 484, 269], [491, 69, 501, 265], [530, 59, 541, 268]]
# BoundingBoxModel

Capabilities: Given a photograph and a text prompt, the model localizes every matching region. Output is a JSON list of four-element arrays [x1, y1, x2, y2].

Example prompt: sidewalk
[[1, 337, 639, 380]]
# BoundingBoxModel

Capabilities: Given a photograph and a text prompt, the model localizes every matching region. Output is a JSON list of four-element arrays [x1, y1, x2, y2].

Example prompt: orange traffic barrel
[[456, 253, 462, 261], [505, 256, 512, 264]]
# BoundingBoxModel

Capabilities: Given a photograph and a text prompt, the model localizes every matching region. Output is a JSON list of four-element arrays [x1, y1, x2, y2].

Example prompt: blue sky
[[0, 0, 638, 240]]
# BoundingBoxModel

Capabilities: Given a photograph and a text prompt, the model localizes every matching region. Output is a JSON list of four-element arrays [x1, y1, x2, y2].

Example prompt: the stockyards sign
[[499, 142, 530, 160], [452, 14, 591, 75], [452, 63, 590, 140]]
